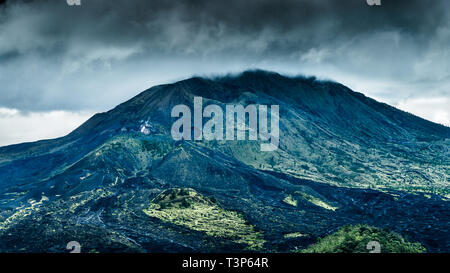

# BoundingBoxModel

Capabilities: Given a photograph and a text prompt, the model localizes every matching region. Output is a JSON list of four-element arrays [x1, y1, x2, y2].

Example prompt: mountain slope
[[0, 70, 448, 253]]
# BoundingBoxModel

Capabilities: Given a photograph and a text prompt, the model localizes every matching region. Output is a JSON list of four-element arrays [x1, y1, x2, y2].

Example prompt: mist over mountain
[[0, 70, 448, 253]]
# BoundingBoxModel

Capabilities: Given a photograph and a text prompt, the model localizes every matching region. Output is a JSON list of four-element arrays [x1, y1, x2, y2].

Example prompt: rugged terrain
[[0, 70, 448, 252]]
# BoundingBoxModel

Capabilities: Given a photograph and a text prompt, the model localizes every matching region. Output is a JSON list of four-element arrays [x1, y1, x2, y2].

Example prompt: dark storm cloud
[[2, 0, 447, 57], [0, 0, 449, 112]]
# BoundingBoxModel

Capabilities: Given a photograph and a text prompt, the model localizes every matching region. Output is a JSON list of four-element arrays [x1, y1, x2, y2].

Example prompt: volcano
[[0, 70, 448, 253]]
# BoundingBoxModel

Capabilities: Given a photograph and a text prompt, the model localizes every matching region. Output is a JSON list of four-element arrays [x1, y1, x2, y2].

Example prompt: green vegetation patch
[[299, 193, 338, 211], [300, 224, 426, 253], [283, 195, 298, 207], [140, 138, 173, 158], [143, 188, 265, 250], [0, 195, 48, 231], [283, 232, 306, 239]]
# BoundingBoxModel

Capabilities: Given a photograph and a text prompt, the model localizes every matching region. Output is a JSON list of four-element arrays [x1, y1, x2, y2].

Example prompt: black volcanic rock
[[0, 70, 448, 253]]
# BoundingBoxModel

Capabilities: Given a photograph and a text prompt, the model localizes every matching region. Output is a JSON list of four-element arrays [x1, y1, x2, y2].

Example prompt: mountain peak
[[65, 70, 449, 143], [0, 70, 449, 253]]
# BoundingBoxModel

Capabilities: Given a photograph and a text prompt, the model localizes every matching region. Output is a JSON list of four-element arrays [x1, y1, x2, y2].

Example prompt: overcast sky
[[0, 0, 449, 146]]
